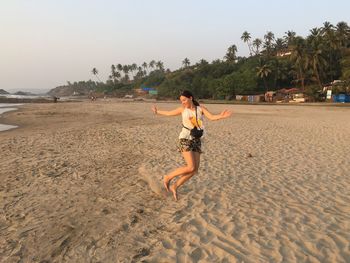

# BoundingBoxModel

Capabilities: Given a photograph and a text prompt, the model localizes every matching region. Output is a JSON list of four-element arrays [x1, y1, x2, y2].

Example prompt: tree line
[[60, 21, 350, 99]]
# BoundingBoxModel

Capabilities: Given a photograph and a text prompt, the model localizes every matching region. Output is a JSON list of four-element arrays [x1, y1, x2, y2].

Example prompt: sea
[[0, 102, 24, 131], [0, 94, 46, 131]]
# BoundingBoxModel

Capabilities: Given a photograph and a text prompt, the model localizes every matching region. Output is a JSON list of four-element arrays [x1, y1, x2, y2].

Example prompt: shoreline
[[0, 105, 22, 132]]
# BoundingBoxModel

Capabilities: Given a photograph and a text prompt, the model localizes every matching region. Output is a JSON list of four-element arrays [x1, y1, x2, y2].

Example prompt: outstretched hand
[[151, 105, 158, 115], [220, 109, 232, 119]]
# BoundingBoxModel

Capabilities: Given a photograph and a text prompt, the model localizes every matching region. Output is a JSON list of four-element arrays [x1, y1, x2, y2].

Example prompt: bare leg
[[163, 151, 195, 192], [170, 152, 200, 201]]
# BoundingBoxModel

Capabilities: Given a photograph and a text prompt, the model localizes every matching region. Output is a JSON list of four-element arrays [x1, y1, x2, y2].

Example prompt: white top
[[179, 106, 204, 139]]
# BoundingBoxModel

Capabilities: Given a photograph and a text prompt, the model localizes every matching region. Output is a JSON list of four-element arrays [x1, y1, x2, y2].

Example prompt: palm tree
[[130, 63, 137, 79], [290, 37, 307, 90], [135, 66, 144, 80], [336, 21, 350, 48], [241, 31, 252, 56], [149, 60, 156, 71], [156, 60, 164, 71], [122, 65, 129, 82], [198, 59, 208, 66], [263, 31, 275, 57], [274, 38, 287, 55], [307, 29, 327, 88], [142, 62, 148, 75], [284, 30, 296, 46], [224, 45, 237, 62], [321, 22, 340, 81], [256, 63, 272, 92], [322, 21, 334, 36], [112, 71, 121, 82], [252, 38, 262, 55], [117, 63, 123, 72], [91, 68, 101, 82], [182, 57, 190, 68], [110, 64, 117, 82]]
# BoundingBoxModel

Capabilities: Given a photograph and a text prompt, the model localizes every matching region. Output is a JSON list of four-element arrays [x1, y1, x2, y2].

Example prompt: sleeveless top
[[179, 106, 204, 139]]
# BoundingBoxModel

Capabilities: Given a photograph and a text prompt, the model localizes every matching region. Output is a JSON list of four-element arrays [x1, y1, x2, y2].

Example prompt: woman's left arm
[[201, 105, 232, 121]]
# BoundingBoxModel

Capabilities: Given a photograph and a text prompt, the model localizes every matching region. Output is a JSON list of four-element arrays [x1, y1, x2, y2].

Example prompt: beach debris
[[247, 153, 253, 158], [132, 247, 150, 262], [136, 208, 144, 214], [102, 208, 110, 214], [130, 215, 138, 226]]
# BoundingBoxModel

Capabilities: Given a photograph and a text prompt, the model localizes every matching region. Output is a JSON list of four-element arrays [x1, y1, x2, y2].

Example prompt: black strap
[[182, 124, 190, 130]]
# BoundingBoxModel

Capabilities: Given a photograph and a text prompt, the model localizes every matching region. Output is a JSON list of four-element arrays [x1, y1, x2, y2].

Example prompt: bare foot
[[170, 185, 178, 201], [163, 176, 170, 192]]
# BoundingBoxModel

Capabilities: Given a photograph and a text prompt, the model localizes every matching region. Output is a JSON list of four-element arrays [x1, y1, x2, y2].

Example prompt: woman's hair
[[180, 90, 200, 106]]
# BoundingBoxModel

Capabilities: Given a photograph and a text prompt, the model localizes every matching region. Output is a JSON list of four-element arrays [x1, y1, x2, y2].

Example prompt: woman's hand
[[220, 109, 232, 119], [151, 105, 158, 115]]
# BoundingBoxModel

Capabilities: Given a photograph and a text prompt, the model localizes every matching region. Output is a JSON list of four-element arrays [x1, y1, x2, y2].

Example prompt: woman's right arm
[[152, 105, 183, 116]]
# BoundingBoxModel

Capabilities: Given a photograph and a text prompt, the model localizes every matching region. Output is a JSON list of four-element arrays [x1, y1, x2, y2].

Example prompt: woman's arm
[[201, 105, 232, 121], [152, 105, 183, 116]]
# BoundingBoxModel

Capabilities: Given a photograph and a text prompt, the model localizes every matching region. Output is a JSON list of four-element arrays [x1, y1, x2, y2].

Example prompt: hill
[[48, 81, 97, 97], [0, 89, 10, 95]]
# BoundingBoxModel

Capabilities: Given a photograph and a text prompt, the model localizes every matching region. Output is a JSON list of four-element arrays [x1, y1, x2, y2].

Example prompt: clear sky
[[1, 0, 349, 93]]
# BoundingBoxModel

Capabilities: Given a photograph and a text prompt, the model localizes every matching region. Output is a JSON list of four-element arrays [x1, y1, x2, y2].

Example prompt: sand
[[0, 100, 349, 262]]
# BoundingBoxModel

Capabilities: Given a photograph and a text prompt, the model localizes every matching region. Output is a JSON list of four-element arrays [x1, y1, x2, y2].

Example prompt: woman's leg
[[164, 151, 196, 191], [170, 152, 200, 200]]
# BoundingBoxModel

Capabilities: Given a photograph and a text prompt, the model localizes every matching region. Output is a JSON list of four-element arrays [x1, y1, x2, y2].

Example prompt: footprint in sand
[[138, 165, 168, 198]]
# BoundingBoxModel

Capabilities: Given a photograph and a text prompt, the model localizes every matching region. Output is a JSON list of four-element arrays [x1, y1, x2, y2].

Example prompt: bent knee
[[185, 166, 196, 174]]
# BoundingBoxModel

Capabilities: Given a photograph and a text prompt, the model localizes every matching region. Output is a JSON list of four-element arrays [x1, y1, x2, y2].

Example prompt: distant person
[[151, 90, 232, 201]]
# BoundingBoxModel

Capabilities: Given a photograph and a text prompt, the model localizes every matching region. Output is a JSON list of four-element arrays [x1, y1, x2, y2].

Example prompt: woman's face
[[179, 95, 192, 108]]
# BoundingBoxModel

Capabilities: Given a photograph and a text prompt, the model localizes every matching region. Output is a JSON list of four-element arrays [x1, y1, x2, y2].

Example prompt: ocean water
[[1, 94, 47, 99], [0, 103, 22, 132]]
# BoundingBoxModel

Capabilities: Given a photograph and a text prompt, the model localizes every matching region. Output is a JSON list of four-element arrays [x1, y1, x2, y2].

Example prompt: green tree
[[307, 28, 328, 88], [156, 61, 164, 71], [290, 37, 307, 90], [252, 38, 262, 55], [336, 22, 350, 47], [241, 31, 252, 56], [142, 62, 148, 75], [224, 45, 237, 63], [182, 57, 190, 68], [284, 30, 296, 46], [256, 63, 272, 92], [91, 68, 101, 82], [263, 31, 275, 57], [149, 60, 156, 71]]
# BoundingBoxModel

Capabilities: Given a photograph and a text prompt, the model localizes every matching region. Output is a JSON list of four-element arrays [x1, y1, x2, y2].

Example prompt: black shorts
[[178, 138, 202, 153]]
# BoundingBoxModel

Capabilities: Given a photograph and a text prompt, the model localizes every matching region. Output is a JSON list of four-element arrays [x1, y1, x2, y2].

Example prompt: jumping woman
[[151, 90, 232, 201]]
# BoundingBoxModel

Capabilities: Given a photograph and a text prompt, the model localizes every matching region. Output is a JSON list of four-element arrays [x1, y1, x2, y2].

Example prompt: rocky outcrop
[[0, 89, 9, 94], [48, 85, 91, 97]]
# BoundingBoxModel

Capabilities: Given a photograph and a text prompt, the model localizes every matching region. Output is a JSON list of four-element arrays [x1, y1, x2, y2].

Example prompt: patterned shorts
[[178, 138, 202, 153]]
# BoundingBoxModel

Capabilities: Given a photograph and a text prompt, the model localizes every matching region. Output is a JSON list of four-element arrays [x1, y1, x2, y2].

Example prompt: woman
[[151, 90, 232, 201]]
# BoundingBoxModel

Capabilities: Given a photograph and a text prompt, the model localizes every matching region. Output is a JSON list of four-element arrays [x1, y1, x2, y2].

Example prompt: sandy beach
[[0, 100, 349, 262]]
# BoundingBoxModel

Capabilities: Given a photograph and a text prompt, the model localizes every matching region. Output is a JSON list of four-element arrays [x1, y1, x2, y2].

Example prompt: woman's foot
[[163, 176, 170, 192], [170, 185, 178, 201]]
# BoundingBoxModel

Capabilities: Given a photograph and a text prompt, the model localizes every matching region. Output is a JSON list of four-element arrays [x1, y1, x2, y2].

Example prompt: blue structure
[[333, 94, 350, 103], [141, 86, 155, 91]]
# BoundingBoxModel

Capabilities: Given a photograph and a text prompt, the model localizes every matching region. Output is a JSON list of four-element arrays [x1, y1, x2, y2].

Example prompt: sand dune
[[1, 101, 349, 262]]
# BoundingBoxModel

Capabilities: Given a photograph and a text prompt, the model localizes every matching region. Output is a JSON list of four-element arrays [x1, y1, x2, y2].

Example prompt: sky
[[1, 0, 350, 93]]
